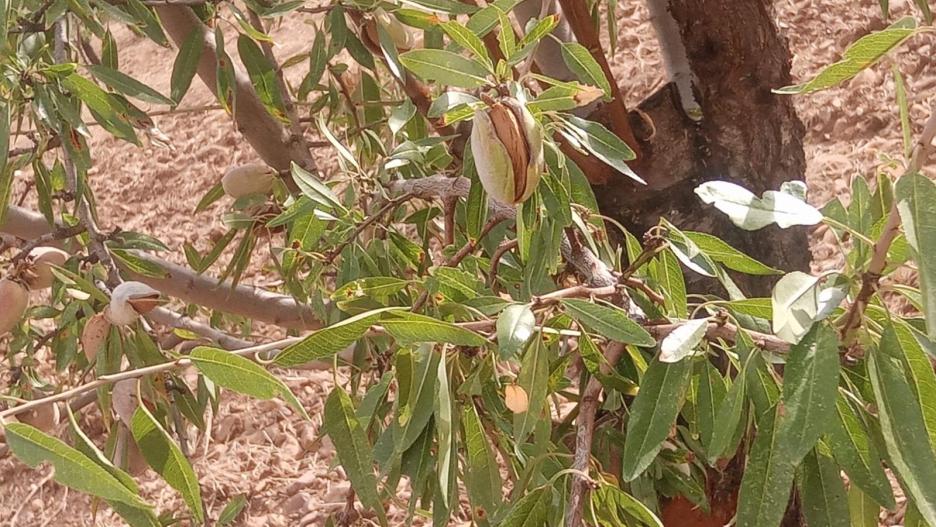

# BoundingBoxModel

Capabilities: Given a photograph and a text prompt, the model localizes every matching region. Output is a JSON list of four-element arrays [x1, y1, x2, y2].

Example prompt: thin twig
[[566, 342, 625, 527], [488, 238, 519, 289], [10, 224, 86, 263], [324, 192, 415, 265]]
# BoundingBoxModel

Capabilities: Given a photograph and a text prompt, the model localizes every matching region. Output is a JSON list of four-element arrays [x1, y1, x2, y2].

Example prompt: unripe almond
[[471, 97, 544, 204], [26, 246, 69, 290], [0, 278, 29, 335], [105, 281, 163, 326], [221, 163, 276, 198], [81, 312, 111, 362], [363, 9, 415, 52]]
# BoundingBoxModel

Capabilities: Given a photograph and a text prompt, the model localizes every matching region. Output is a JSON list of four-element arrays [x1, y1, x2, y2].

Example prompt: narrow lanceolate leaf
[[399, 49, 491, 89], [514, 333, 549, 442], [131, 406, 204, 522], [826, 394, 895, 509], [776, 324, 839, 462], [659, 319, 708, 363], [621, 357, 693, 481], [434, 353, 454, 509], [559, 42, 611, 97], [696, 180, 823, 231], [440, 21, 491, 66], [868, 351, 936, 526], [797, 449, 849, 527], [706, 366, 746, 463], [463, 405, 501, 516], [776, 16, 917, 94], [849, 486, 881, 527], [497, 304, 536, 360], [62, 74, 137, 142], [684, 231, 781, 275], [528, 83, 604, 112], [880, 321, 936, 450], [561, 299, 655, 347], [274, 307, 395, 367], [697, 361, 727, 449], [324, 388, 388, 526], [171, 26, 204, 104], [562, 115, 643, 184], [381, 312, 487, 346], [237, 35, 288, 121], [896, 173, 936, 339], [87, 65, 174, 106], [500, 486, 550, 527], [5, 423, 152, 509], [0, 102, 10, 224], [110, 248, 169, 278], [736, 406, 796, 527], [190, 347, 309, 420]]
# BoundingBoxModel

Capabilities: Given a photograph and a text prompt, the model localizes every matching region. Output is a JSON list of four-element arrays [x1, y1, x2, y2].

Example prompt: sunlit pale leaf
[[695, 180, 823, 231]]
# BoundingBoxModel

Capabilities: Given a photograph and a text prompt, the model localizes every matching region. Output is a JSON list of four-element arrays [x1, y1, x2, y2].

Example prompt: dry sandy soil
[[1, 0, 935, 525]]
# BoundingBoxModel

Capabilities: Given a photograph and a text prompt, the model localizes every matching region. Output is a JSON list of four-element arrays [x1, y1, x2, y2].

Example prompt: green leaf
[[290, 162, 346, 213], [849, 486, 881, 527], [868, 350, 936, 526], [559, 41, 611, 97], [776, 17, 917, 94], [110, 248, 169, 278], [736, 405, 796, 527], [299, 29, 328, 99], [434, 352, 454, 509], [0, 103, 9, 225], [894, 65, 912, 159], [697, 361, 727, 449], [333, 277, 409, 303], [797, 449, 849, 527], [881, 321, 936, 450], [659, 319, 708, 363], [591, 484, 663, 527], [684, 231, 781, 275], [826, 394, 895, 509], [399, 49, 491, 89], [441, 21, 491, 66], [131, 405, 204, 522], [514, 331, 549, 442], [324, 387, 388, 526], [776, 324, 839, 461], [706, 364, 746, 463], [651, 248, 688, 318], [190, 347, 308, 420], [87, 65, 174, 106], [771, 271, 824, 344], [62, 73, 137, 143], [528, 83, 604, 113], [500, 486, 550, 527], [497, 304, 535, 360], [381, 312, 487, 346], [561, 299, 655, 347], [5, 423, 152, 509], [621, 357, 693, 480], [896, 173, 936, 339], [237, 35, 288, 121], [562, 115, 642, 184], [217, 495, 248, 526], [274, 308, 394, 367], [463, 404, 501, 516], [406, 0, 478, 14], [695, 180, 822, 231], [171, 26, 205, 104]]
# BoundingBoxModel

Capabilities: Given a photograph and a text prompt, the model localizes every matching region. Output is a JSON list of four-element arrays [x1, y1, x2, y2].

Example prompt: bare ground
[[1, 0, 934, 524]]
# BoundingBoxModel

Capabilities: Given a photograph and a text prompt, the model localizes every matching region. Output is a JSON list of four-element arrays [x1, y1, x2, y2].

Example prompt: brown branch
[[840, 103, 936, 343], [154, 5, 316, 173], [555, 0, 641, 161], [10, 224, 86, 263], [566, 342, 625, 527], [3, 205, 324, 331]]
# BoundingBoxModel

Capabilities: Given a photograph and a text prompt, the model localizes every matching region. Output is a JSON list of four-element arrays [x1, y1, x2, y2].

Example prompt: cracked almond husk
[[470, 96, 544, 205]]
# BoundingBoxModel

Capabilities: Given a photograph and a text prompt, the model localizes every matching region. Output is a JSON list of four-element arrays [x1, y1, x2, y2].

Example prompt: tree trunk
[[591, 0, 809, 296]]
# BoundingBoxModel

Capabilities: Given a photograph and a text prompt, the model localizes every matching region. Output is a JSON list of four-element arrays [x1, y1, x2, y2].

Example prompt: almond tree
[[1, 1, 935, 526]]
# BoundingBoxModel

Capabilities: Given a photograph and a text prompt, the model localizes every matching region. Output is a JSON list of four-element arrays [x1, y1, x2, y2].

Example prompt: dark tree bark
[[590, 0, 809, 296]]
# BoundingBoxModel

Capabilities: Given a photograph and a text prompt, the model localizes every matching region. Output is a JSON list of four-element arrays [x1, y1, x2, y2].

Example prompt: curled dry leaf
[[112, 379, 139, 428], [364, 8, 415, 51], [81, 312, 111, 362], [0, 278, 29, 335], [105, 281, 163, 326], [471, 96, 544, 205], [221, 162, 277, 199], [25, 246, 69, 290], [504, 383, 530, 414]]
